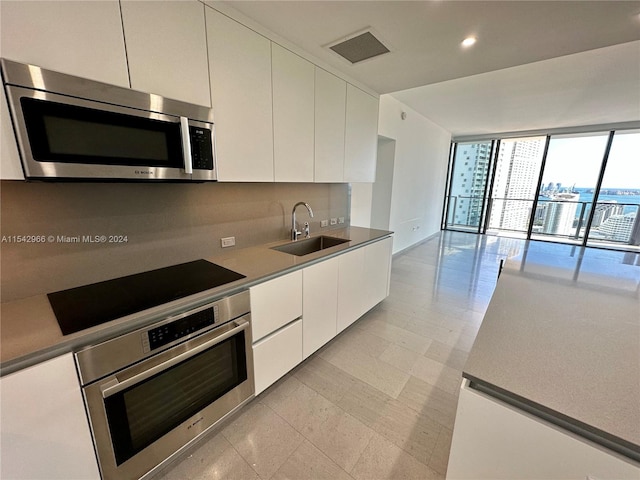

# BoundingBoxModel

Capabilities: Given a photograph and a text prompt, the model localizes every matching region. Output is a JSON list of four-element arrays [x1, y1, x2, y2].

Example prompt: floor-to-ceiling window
[[443, 141, 493, 232], [531, 132, 610, 244], [586, 129, 640, 247], [442, 127, 640, 251], [486, 136, 546, 238]]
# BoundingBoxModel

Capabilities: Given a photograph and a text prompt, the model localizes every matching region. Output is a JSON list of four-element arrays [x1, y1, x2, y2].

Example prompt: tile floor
[[155, 231, 529, 480]]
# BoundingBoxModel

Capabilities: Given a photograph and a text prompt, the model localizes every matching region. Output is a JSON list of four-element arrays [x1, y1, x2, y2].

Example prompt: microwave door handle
[[100, 318, 249, 399], [180, 117, 193, 174]]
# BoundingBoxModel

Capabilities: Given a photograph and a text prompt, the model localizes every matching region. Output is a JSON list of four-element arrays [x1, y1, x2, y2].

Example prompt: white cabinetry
[[0, 0, 128, 87], [0, 353, 100, 479], [272, 44, 315, 182], [364, 235, 393, 308], [253, 319, 303, 395], [250, 271, 303, 395], [447, 379, 640, 479], [205, 7, 274, 181], [337, 236, 392, 333], [337, 246, 366, 333], [314, 69, 346, 183], [344, 85, 379, 183], [250, 271, 302, 342], [120, 0, 210, 106], [303, 257, 339, 358]]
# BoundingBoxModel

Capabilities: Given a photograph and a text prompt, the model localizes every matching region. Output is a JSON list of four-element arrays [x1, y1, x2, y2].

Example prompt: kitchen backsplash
[[0, 181, 349, 302]]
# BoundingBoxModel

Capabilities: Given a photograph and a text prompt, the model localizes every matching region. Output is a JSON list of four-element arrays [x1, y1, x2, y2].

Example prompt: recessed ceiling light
[[462, 36, 477, 48]]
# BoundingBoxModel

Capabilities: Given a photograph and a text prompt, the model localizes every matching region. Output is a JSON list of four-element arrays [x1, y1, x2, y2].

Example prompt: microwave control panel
[[142, 305, 219, 352], [190, 126, 214, 170]]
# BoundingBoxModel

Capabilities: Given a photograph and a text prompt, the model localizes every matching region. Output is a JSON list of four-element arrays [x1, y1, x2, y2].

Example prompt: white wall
[[377, 95, 451, 253]]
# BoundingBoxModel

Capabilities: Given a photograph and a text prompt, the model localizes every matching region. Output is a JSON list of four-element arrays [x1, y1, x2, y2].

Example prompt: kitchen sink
[[271, 236, 350, 256]]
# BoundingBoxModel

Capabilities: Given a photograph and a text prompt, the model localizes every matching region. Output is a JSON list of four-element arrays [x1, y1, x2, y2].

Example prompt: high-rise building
[[591, 202, 624, 228], [489, 138, 545, 231], [598, 213, 637, 242], [450, 143, 491, 227], [542, 193, 580, 236]]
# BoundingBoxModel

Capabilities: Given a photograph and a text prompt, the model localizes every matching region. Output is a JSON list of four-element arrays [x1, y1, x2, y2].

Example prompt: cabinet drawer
[[252, 319, 303, 395], [250, 270, 302, 341]]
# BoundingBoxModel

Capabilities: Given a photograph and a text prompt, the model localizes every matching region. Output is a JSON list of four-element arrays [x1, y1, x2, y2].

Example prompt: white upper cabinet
[[0, 0, 128, 87], [120, 0, 210, 106], [272, 44, 315, 182], [315, 68, 346, 183], [345, 85, 379, 183], [206, 7, 274, 182]]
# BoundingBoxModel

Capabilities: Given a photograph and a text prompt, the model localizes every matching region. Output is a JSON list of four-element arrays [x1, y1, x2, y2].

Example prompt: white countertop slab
[[463, 243, 640, 456]]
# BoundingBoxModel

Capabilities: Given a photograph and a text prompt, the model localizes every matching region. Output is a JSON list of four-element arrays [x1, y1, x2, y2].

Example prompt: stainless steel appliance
[[75, 290, 253, 480], [1, 58, 216, 181]]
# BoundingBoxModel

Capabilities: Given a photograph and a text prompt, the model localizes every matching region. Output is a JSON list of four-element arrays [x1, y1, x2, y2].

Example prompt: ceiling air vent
[[328, 29, 390, 64]]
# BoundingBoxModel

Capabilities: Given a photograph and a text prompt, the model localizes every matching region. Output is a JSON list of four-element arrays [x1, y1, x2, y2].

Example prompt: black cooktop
[[48, 260, 245, 335]]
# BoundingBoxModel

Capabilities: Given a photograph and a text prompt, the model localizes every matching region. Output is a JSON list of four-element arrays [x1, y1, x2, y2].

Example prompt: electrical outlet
[[221, 236, 235, 248], [330, 218, 337, 225], [338, 217, 345, 224], [320, 219, 329, 227]]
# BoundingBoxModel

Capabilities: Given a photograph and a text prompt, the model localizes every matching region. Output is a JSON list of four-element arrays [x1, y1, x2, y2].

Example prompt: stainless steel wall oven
[[75, 290, 253, 480]]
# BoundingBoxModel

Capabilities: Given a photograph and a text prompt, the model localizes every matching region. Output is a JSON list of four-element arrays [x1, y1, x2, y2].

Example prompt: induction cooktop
[[48, 260, 246, 335]]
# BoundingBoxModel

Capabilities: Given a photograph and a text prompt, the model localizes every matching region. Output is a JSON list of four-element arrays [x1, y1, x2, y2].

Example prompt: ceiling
[[223, 1, 640, 136]]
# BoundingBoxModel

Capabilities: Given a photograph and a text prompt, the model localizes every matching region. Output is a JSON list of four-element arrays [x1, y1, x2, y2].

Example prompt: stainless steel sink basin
[[271, 236, 350, 256]]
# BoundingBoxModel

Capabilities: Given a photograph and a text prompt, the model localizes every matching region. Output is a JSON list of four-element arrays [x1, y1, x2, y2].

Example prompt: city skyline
[[541, 131, 640, 189]]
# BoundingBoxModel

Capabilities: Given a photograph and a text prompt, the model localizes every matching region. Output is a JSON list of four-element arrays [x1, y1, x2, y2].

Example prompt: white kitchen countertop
[[0, 226, 392, 375], [463, 242, 640, 460]]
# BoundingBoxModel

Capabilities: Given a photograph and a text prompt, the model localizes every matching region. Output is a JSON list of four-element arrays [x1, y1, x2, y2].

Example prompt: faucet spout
[[291, 202, 314, 240]]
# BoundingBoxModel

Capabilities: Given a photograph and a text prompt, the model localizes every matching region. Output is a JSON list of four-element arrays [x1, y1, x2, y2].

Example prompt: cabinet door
[[0, 353, 100, 479], [120, 0, 211, 106], [206, 7, 274, 181], [250, 270, 303, 342], [272, 44, 315, 182], [315, 68, 346, 183], [448, 379, 640, 479], [337, 247, 366, 333], [1, 89, 24, 180], [303, 257, 339, 358], [0, 0, 128, 87], [253, 319, 303, 395], [344, 85, 379, 183], [363, 236, 393, 311]]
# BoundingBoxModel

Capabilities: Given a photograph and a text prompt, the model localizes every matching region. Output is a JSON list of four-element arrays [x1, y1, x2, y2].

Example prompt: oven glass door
[[86, 317, 253, 478], [20, 97, 184, 167]]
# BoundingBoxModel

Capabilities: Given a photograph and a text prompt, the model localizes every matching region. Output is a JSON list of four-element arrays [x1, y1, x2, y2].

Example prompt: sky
[[541, 131, 640, 190]]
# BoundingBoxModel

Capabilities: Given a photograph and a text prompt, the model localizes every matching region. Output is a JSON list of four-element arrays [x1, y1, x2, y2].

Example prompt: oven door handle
[[100, 318, 249, 399]]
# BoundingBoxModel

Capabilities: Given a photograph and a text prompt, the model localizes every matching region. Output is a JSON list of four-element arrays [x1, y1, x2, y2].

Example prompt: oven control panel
[[142, 305, 219, 353]]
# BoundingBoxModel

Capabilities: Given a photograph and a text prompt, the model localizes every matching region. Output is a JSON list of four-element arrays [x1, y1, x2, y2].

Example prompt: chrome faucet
[[291, 202, 314, 241]]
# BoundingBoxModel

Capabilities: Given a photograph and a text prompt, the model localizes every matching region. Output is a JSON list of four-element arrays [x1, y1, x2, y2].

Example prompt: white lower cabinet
[[337, 236, 393, 333], [447, 379, 640, 479], [250, 270, 303, 395], [336, 246, 366, 333], [0, 353, 100, 480], [363, 236, 393, 308], [251, 237, 392, 395], [250, 270, 302, 342], [252, 319, 303, 395], [303, 256, 339, 359]]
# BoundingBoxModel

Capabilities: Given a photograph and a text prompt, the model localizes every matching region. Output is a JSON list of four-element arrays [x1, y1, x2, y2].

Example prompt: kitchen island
[[447, 242, 640, 478]]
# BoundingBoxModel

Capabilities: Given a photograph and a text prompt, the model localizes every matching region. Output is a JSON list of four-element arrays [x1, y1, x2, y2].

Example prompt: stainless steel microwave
[[1, 58, 216, 181]]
